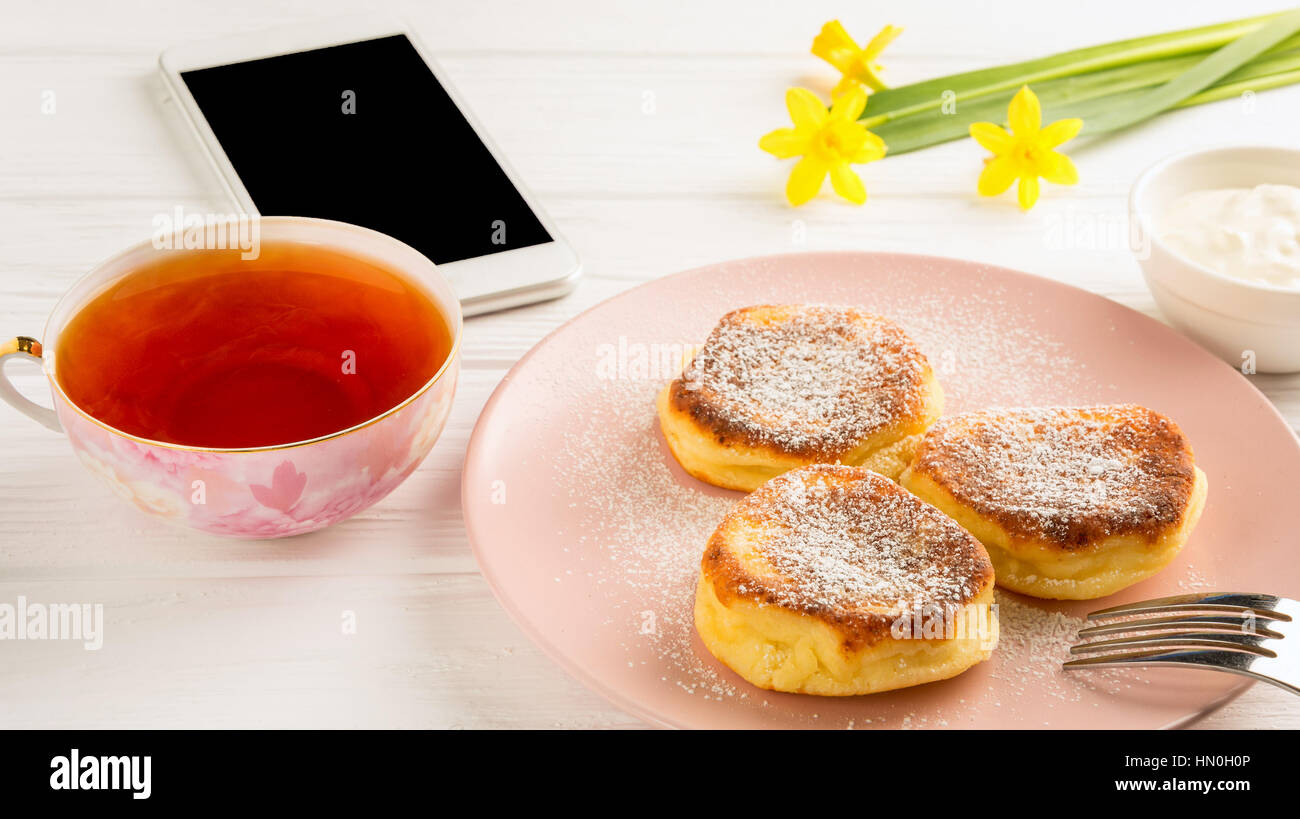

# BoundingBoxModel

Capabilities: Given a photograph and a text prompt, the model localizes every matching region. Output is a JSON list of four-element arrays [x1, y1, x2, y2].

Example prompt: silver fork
[[1062, 592, 1300, 696]]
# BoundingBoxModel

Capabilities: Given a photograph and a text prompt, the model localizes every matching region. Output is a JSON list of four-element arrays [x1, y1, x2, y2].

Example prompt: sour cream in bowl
[[1160, 184, 1300, 289], [1131, 146, 1300, 373]]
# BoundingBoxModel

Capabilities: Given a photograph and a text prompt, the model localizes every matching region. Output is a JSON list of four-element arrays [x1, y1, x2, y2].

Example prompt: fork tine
[[1087, 592, 1290, 621], [1063, 647, 1259, 674], [1070, 631, 1279, 657], [1076, 614, 1284, 639]]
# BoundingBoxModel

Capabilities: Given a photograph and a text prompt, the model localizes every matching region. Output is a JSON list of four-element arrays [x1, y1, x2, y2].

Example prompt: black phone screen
[[180, 34, 552, 265]]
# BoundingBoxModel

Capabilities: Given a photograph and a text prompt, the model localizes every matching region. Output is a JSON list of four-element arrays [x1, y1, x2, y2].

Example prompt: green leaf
[[1083, 7, 1300, 133], [859, 11, 1287, 127], [871, 43, 1300, 155]]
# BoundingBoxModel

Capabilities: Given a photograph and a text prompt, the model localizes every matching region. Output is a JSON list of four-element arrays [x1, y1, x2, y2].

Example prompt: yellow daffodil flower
[[759, 86, 887, 206], [970, 85, 1082, 211], [812, 21, 904, 99]]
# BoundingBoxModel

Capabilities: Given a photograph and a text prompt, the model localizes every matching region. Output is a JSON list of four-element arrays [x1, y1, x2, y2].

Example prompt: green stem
[[1176, 65, 1300, 105], [1083, 7, 1300, 133], [859, 11, 1287, 127], [870, 45, 1300, 155]]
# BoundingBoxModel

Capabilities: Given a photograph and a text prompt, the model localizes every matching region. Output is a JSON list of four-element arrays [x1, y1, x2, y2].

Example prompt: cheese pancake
[[658, 305, 943, 491], [899, 405, 1208, 600], [695, 465, 998, 696]]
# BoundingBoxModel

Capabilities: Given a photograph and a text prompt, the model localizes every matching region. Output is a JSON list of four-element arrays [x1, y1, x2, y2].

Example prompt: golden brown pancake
[[899, 405, 1208, 600], [695, 464, 998, 695], [658, 304, 943, 491]]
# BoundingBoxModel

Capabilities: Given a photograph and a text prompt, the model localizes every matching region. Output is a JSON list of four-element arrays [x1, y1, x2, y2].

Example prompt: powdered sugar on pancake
[[908, 405, 1197, 546], [672, 305, 928, 457], [715, 466, 990, 619]]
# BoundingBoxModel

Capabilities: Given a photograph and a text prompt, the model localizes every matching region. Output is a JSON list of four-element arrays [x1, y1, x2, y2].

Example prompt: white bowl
[[1130, 145, 1300, 373]]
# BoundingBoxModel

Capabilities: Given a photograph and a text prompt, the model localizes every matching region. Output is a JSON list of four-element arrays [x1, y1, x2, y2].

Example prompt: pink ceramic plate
[[463, 252, 1300, 729]]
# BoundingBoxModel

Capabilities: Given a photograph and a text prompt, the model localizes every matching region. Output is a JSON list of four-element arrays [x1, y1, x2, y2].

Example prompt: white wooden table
[[2, 0, 1297, 728]]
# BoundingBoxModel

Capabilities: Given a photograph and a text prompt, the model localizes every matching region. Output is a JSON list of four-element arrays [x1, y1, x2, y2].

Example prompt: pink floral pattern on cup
[[55, 363, 457, 538]]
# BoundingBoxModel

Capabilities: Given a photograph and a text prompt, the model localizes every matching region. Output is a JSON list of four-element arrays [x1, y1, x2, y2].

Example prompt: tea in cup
[[0, 217, 462, 538]]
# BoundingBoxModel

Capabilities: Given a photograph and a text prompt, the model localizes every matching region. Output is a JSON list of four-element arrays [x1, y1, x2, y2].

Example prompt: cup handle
[[0, 336, 62, 432]]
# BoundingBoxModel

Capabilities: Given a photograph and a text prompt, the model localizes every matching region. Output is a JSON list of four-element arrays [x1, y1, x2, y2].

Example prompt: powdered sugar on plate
[[472, 253, 1255, 729], [556, 368, 1133, 727], [543, 272, 1167, 727]]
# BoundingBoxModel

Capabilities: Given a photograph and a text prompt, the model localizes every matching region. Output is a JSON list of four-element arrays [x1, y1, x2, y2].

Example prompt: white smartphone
[[159, 15, 580, 315]]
